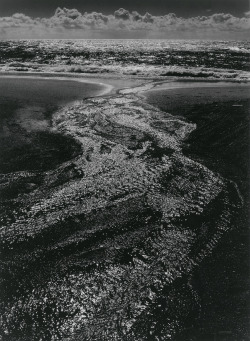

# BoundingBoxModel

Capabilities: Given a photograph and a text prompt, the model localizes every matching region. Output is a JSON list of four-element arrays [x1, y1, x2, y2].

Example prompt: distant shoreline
[[1, 71, 249, 96]]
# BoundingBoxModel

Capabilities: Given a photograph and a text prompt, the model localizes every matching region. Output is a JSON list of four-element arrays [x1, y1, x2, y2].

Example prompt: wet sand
[[144, 84, 250, 187], [0, 76, 249, 340], [144, 84, 250, 340]]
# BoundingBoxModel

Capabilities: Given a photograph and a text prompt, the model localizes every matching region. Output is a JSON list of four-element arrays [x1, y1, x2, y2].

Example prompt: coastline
[[0, 71, 151, 96], [0, 73, 115, 97], [138, 80, 250, 97], [1, 69, 249, 93], [0, 72, 249, 340]]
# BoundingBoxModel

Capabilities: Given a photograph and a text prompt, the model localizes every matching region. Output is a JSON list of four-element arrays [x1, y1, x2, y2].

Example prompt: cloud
[[40, 7, 109, 31], [54, 7, 82, 20], [244, 11, 250, 18], [0, 13, 37, 28], [114, 8, 130, 20], [0, 7, 249, 39]]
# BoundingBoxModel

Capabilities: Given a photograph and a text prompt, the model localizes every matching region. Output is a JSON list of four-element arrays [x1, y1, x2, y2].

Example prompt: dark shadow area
[[145, 85, 250, 340]]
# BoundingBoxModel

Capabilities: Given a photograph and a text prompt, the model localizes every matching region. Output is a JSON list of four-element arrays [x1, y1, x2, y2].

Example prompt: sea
[[0, 39, 249, 79]]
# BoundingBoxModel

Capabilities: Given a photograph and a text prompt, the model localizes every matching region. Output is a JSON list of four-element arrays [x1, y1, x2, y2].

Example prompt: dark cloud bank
[[0, 7, 250, 39]]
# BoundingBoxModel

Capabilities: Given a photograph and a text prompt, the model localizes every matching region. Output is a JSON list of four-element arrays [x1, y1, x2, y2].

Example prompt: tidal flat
[[145, 84, 250, 340], [0, 71, 249, 341]]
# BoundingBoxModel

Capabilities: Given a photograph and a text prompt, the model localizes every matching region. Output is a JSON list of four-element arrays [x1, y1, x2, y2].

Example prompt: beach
[[0, 71, 249, 340], [144, 84, 250, 340]]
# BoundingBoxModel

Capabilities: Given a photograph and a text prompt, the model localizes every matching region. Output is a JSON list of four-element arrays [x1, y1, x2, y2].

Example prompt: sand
[[144, 84, 250, 339], [0, 76, 249, 340]]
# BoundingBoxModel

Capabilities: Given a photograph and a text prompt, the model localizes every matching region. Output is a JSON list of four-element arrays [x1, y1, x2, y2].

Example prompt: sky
[[0, 0, 249, 39]]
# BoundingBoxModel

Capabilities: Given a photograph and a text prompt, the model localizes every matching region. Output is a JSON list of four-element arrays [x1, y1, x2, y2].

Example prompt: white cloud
[[114, 8, 130, 20], [0, 7, 249, 39]]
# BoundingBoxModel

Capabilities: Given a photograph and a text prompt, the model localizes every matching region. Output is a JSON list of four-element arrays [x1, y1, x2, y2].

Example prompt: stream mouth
[[0, 76, 106, 173], [0, 78, 249, 340]]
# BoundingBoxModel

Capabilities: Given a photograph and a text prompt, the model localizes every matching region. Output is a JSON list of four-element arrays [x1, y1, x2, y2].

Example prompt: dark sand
[[144, 85, 250, 189], [145, 84, 250, 340], [1, 78, 249, 340], [0, 77, 106, 173]]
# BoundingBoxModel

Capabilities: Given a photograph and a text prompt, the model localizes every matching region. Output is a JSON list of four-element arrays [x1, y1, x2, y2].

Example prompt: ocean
[[0, 39, 249, 79]]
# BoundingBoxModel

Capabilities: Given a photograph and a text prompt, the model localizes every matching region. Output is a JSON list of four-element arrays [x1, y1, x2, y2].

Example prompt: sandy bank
[[0, 71, 150, 95]]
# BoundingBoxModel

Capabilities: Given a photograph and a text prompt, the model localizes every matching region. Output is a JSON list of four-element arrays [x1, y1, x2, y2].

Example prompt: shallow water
[[0, 76, 105, 173], [0, 76, 105, 106]]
